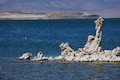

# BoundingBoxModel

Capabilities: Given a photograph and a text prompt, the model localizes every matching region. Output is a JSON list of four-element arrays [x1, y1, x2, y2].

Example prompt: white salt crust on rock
[[19, 17, 120, 62]]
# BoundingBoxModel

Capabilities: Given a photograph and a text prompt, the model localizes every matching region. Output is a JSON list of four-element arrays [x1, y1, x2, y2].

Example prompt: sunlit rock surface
[[19, 53, 32, 60], [57, 17, 120, 62], [32, 52, 43, 61], [19, 17, 120, 62]]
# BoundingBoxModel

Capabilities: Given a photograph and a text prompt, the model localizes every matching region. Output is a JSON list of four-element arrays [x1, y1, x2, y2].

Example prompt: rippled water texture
[[0, 60, 120, 80]]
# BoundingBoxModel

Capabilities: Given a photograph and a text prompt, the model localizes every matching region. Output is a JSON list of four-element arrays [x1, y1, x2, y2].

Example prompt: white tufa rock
[[56, 17, 120, 62], [55, 56, 64, 60], [48, 56, 54, 60], [19, 17, 120, 62], [19, 53, 32, 60], [42, 56, 49, 60], [32, 52, 43, 61]]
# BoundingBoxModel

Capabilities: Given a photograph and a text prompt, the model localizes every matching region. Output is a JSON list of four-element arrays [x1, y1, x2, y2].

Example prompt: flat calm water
[[0, 18, 120, 80]]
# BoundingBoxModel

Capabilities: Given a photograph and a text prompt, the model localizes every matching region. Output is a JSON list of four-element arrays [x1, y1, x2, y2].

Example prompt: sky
[[0, 0, 120, 17]]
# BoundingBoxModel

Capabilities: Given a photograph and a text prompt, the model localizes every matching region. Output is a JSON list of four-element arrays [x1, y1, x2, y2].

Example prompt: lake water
[[0, 18, 120, 80]]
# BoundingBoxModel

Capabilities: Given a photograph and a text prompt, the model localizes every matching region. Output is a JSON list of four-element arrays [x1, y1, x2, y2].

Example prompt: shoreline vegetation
[[0, 12, 99, 20], [19, 17, 120, 62]]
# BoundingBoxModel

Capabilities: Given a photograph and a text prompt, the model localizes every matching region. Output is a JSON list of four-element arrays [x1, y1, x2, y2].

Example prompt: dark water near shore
[[0, 18, 120, 80]]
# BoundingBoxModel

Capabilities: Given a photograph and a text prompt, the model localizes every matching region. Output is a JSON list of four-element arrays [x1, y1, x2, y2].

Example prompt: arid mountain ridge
[[0, 11, 99, 20]]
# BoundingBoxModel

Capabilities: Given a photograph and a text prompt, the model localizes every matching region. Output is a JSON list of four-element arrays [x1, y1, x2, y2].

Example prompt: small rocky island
[[19, 17, 120, 62]]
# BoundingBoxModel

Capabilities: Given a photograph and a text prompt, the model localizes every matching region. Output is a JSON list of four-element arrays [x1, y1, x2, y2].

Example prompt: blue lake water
[[0, 18, 120, 80]]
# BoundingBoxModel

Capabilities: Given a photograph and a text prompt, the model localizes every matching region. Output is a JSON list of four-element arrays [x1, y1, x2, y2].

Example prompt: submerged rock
[[19, 53, 32, 60]]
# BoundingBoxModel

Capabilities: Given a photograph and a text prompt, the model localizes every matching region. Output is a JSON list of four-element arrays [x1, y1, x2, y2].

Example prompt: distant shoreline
[[0, 12, 99, 20]]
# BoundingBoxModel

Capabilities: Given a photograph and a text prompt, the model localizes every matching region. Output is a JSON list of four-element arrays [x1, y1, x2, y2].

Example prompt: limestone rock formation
[[55, 56, 64, 60], [19, 17, 120, 62], [19, 53, 32, 60], [83, 16, 104, 53], [48, 56, 54, 60], [59, 43, 74, 56], [32, 52, 43, 61], [42, 56, 49, 60], [57, 17, 120, 62], [59, 43, 75, 61]]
